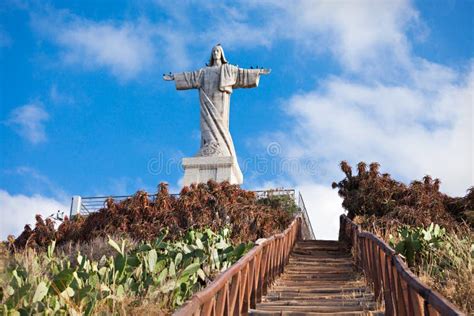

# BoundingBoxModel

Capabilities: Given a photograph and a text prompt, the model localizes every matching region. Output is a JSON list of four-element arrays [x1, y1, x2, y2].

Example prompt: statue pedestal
[[182, 156, 243, 186]]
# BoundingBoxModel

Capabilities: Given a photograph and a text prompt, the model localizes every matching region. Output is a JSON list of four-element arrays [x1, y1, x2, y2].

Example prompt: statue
[[164, 44, 270, 185]]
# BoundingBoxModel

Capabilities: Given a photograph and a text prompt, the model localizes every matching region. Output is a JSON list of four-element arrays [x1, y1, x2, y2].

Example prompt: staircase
[[250, 240, 383, 315]]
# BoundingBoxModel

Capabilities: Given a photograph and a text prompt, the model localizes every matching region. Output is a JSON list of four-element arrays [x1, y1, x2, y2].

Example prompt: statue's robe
[[174, 64, 261, 157]]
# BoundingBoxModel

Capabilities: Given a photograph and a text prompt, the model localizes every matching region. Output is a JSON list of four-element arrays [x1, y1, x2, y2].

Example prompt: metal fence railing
[[70, 193, 180, 216], [253, 189, 295, 199], [297, 192, 315, 240]]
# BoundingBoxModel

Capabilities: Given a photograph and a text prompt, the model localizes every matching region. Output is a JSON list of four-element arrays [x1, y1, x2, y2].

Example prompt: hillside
[[1, 181, 295, 315]]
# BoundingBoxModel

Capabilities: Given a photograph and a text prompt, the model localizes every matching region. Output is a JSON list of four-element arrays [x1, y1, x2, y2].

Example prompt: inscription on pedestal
[[200, 168, 217, 181]]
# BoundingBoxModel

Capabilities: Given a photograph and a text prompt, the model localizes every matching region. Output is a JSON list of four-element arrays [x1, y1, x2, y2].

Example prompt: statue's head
[[209, 44, 228, 66]]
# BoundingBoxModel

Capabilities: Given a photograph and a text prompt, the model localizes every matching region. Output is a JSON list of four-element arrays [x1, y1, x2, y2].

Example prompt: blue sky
[[1, 0, 473, 239]]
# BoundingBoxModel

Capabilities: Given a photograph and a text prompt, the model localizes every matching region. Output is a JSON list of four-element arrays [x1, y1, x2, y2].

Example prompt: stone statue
[[163, 44, 270, 157], [163, 44, 270, 185]]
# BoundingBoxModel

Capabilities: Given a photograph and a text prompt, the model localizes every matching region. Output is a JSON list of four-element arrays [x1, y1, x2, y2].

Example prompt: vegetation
[[1, 229, 252, 315], [332, 161, 473, 229], [389, 223, 447, 268], [12, 181, 293, 249], [333, 161, 473, 313], [257, 190, 299, 216], [1, 181, 296, 315]]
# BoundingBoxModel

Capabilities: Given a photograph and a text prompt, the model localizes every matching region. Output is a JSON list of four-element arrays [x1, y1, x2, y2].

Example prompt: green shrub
[[389, 223, 446, 267], [257, 192, 299, 216], [384, 222, 473, 312]]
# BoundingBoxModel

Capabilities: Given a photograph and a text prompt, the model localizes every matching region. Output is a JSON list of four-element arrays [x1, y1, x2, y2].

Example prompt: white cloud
[[297, 183, 343, 240], [30, 6, 197, 79], [27, 1, 419, 80], [259, 0, 417, 72], [154, 27, 192, 71], [241, 0, 473, 237], [27, 1, 422, 80], [0, 190, 69, 239], [56, 21, 155, 80], [49, 84, 75, 105], [281, 63, 473, 196], [173, 0, 419, 75], [7, 102, 49, 144]]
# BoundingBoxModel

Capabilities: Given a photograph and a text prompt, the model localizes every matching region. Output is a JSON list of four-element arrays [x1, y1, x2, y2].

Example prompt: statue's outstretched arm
[[259, 68, 271, 75], [163, 73, 175, 81], [169, 70, 202, 90]]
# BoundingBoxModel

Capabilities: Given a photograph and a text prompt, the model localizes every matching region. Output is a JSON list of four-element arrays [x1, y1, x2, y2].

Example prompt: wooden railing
[[174, 217, 301, 316], [339, 215, 464, 316]]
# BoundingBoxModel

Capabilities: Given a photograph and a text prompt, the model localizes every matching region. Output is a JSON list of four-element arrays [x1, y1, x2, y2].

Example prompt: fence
[[69, 194, 180, 215], [173, 216, 301, 315], [297, 192, 315, 240], [339, 215, 464, 316]]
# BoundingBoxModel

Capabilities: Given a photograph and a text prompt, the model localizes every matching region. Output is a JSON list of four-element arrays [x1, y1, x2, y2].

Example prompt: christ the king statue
[[163, 44, 270, 185]]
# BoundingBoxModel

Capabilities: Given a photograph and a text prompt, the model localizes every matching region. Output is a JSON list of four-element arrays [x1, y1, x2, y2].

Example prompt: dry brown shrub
[[13, 181, 293, 249], [332, 161, 472, 230]]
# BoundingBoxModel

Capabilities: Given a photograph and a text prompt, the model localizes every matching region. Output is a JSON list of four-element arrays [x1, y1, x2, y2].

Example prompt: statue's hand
[[163, 74, 175, 81], [260, 68, 271, 75]]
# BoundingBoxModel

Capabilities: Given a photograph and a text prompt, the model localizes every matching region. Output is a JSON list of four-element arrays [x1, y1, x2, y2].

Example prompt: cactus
[[0, 227, 253, 314]]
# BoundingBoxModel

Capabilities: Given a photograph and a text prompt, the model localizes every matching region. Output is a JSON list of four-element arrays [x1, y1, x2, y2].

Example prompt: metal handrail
[[253, 189, 295, 199], [339, 214, 464, 316], [173, 216, 301, 315], [70, 193, 178, 217], [297, 192, 315, 240]]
